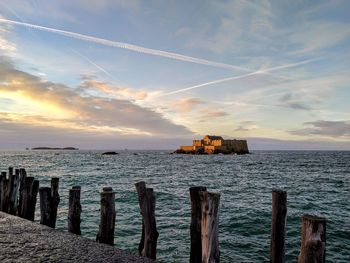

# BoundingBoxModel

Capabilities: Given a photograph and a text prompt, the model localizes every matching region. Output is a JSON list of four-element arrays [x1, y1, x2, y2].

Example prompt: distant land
[[31, 147, 79, 150]]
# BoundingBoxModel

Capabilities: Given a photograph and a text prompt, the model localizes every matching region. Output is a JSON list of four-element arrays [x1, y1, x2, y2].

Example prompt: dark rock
[[102, 152, 119, 155]]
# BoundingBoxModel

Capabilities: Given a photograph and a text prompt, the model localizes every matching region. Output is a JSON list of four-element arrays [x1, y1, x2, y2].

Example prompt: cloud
[[290, 120, 350, 138], [0, 15, 16, 53], [173, 98, 204, 113], [69, 0, 140, 12], [173, 27, 191, 37], [279, 93, 311, 110], [79, 76, 148, 101], [290, 21, 350, 55], [0, 56, 192, 137], [0, 116, 192, 150], [199, 109, 228, 120], [235, 121, 258, 131], [184, 1, 350, 57]]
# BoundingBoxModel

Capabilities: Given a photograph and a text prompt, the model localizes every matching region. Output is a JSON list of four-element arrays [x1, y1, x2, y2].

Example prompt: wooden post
[[1, 175, 9, 212], [50, 177, 60, 228], [135, 182, 146, 255], [17, 169, 28, 217], [18, 176, 34, 218], [39, 187, 52, 226], [96, 187, 116, 246], [297, 215, 326, 263], [200, 191, 220, 263], [8, 167, 13, 176], [135, 182, 159, 259], [190, 186, 207, 263], [68, 186, 82, 235], [8, 169, 20, 215], [39, 178, 60, 227], [28, 180, 39, 221], [270, 189, 287, 263], [0, 172, 6, 211]]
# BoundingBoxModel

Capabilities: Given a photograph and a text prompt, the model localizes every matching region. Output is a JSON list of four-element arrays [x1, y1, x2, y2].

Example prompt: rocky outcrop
[[102, 152, 119, 155]]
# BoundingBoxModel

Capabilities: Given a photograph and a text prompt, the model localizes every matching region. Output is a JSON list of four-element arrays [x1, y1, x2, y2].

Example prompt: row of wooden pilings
[[0, 167, 326, 262]]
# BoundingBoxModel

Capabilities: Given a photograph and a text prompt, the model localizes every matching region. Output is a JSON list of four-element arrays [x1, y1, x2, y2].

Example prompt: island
[[31, 147, 79, 150], [175, 135, 249, 154]]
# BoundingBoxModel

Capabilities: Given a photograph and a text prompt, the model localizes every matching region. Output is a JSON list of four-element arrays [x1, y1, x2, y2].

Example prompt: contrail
[[159, 58, 320, 97], [70, 49, 117, 81], [0, 17, 252, 72]]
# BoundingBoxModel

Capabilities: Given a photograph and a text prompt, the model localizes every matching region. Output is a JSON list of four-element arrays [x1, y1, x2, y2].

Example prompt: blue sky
[[0, 0, 349, 149]]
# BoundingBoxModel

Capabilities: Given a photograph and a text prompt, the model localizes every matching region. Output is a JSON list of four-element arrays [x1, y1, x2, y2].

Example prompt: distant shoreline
[[30, 147, 79, 150]]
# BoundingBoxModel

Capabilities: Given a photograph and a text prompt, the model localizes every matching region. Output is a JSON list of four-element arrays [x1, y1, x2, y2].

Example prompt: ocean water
[[0, 150, 349, 262]]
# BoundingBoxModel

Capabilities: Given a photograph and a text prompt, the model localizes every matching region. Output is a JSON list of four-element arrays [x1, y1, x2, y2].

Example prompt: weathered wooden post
[[18, 176, 39, 221], [135, 182, 159, 259], [190, 186, 207, 263], [200, 191, 220, 263], [135, 182, 146, 254], [8, 169, 20, 215], [39, 178, 60, 228], [270, 189, 287, 263], [39, 187, 52, 226], [50, 177, 60, 228], [68, 186, 82, 235], [96, 187, 116, 246], [1, 174, 9, 212], [17, 169, 27, 217], [297, 215, 326, 263], [8, 167, 13, 177], [18, 176, 33, 218], [28, 180, 39, 221], [0, 172, 6, 210]]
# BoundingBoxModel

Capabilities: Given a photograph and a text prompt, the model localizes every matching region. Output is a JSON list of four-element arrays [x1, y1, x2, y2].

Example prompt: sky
[[0, 0, 350, 150]]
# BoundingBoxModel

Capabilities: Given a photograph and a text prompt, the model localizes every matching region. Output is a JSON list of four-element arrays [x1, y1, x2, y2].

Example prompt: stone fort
[[177, 135, 249, 154]]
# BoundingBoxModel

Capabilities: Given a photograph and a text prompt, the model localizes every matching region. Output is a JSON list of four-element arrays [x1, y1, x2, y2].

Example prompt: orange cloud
[[0, 57, 192, 137]]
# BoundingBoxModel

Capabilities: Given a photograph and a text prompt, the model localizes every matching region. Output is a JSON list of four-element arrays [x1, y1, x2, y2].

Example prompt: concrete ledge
[[0, 212, 155, 263]]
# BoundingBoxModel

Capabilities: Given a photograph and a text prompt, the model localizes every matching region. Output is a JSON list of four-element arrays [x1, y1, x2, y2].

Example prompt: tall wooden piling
[[50, 178, 60, 228], [39, 178, 60, 228], [135, 182, 146, 255], [8, 167, 13, 176], [18, 176, 33, 218], [135, 182, 159, 259], [200, 191, 220, 263], [297, 214, 326, 263], [39, 187, 52, 226], [0, 172, 6, 210], [190, 186, 207, 263], [1, 175, 9, 212], [270, 189, 287, 263], [68, 186, 82, 235], [96, 187, 116, 246], [8, 170, 20, 215], [28, 180, 39, 221]]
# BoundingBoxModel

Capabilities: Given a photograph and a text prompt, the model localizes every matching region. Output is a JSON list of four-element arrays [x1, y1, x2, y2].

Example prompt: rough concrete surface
[[0, 212, 156, 263]]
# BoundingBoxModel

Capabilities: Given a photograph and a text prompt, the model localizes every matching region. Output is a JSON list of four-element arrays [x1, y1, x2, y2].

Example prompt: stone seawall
[[0, 212, 155, 263]]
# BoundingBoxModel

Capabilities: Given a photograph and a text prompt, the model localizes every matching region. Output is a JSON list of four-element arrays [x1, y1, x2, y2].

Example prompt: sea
[[0, 150, 349, 262]]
